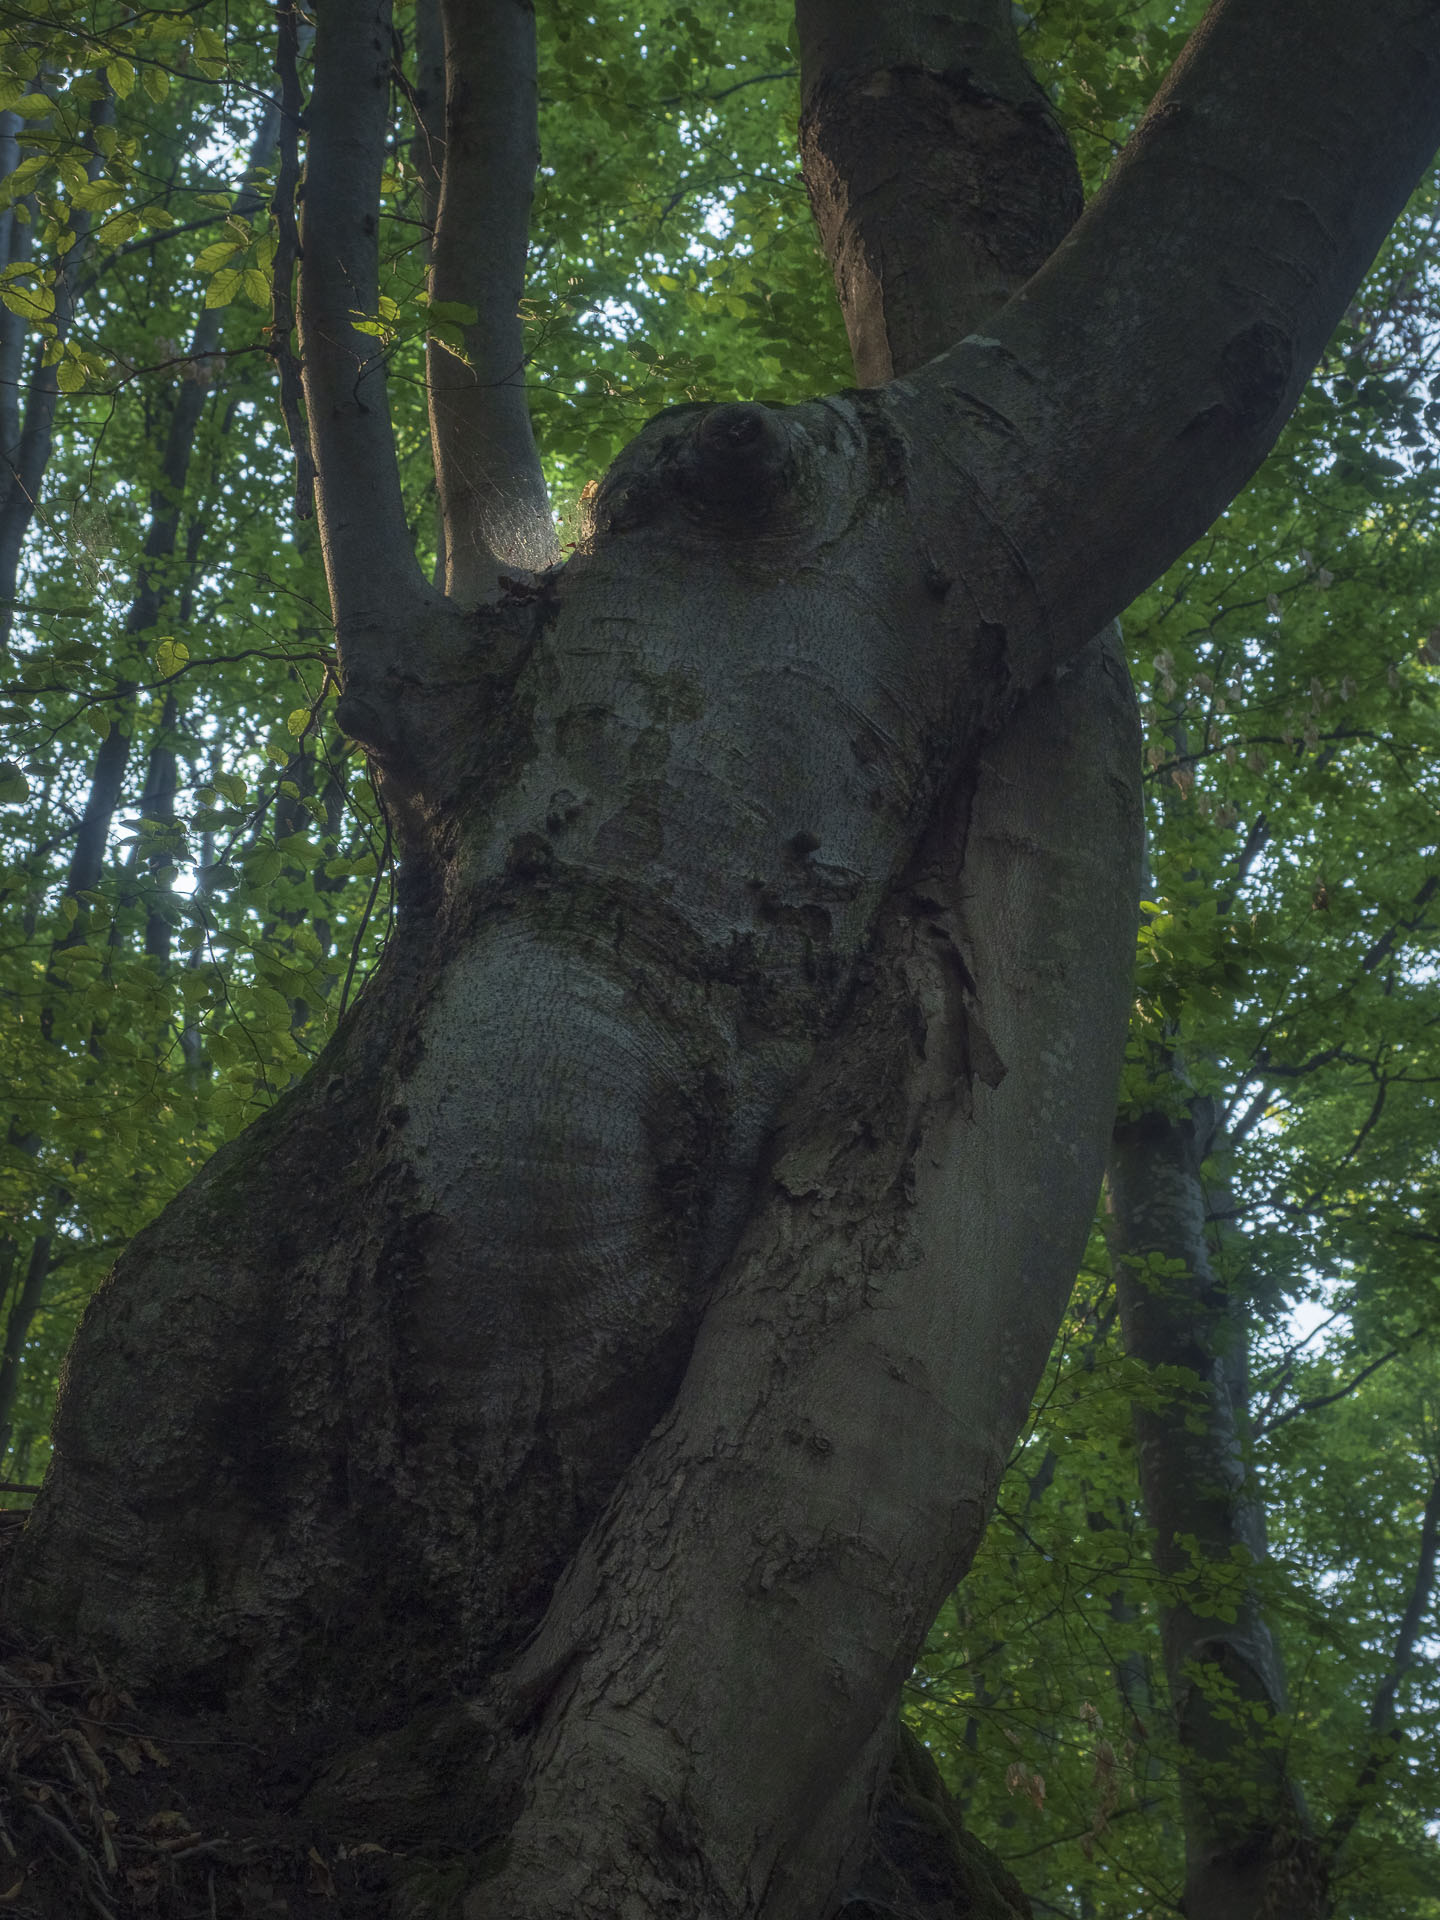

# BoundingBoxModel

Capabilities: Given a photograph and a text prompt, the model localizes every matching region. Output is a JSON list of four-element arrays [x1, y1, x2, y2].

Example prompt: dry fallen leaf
[[306, 1846, 337, 1898]]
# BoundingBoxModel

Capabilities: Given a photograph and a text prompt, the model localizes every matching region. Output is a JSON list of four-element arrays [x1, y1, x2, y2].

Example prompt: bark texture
[[8, 0, 1440, 1915], [797, 0, 1081, 382], [427, 0, 556, 592]]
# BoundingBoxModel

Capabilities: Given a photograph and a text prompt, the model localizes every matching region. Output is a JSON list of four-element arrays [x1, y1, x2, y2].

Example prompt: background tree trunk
[[1107, 1075, 1325, 1920]]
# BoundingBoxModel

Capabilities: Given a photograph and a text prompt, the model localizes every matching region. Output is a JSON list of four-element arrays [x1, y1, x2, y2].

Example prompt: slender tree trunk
[[0, 1234, 50, 1462], [1106, 1075, 1327, 1920], [0, 95, 114, 643], [0, 107, 32, 485]]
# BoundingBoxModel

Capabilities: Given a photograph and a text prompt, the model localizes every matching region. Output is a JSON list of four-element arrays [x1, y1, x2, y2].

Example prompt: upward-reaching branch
[[797, 0, 1080, 379], [427, 0, 555, 597], [299, 0, 425, 658], [902, 0, 1440, 688]]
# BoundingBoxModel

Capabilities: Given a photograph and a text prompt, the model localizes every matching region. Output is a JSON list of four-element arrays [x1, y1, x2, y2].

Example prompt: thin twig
[[1258, 1345, 1405, 1437]]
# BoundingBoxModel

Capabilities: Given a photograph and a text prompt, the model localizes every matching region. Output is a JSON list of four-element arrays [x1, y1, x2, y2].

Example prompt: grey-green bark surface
[[7, 1, 1440, 1916]]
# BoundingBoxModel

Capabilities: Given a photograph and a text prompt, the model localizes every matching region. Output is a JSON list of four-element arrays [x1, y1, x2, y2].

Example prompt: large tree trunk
[[8, 0, 1440, 1914]]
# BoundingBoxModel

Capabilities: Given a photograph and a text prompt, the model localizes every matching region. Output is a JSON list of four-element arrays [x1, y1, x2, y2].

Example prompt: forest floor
[[0, 1510, 418, 1919]]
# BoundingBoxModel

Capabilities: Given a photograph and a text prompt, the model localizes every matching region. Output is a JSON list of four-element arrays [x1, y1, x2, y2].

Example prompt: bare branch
[[1361, 871, 1438, 973], [1226, 1083, 1271, 1145], [299, 0, 426, 655], [428, 0, 555, 597], [1257, 1346, 1404, 1438]]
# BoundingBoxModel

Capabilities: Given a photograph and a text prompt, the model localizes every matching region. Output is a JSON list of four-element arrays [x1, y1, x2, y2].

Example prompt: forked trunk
[[9, 0, 1440, 1911]]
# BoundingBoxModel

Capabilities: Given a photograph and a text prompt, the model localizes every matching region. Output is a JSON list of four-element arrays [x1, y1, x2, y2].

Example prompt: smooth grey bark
[[298, 0, 433, 649], [467, 7, 1141, 1899], [7, 3, 1440, 1918], [427, 0, 556, 592], [797, 0, 1081, 383], [785, 5, 1139, 1905]]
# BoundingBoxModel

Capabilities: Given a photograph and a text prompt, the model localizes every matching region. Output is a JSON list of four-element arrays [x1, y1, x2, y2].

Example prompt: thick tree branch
[[1361, 871, 1438, 973], [299, 0, 426, 658], [797, 0, 1081, 380], [902, 0, 1440, 687], [428, 0, 555, 598]]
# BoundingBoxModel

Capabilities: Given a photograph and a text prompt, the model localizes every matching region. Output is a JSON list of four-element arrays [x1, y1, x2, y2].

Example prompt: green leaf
[[193, 239, 246, 273], [192, 25, 228, 78], [0, 758, 28, 804], [0, 281, 55, 320], [424, 299, 478, 329], [205, 265, 243, 309], [155, 638, 190, 678], [286, 707, 309, 738], [212, 771, 247, 806], [243, 846, 283, 888]]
